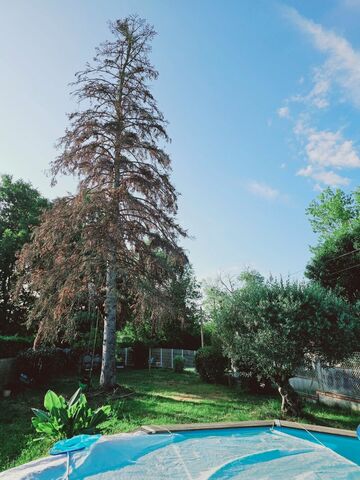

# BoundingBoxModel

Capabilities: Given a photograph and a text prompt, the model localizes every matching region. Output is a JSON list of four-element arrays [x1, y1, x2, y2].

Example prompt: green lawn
[[1, 368, 360, 472]]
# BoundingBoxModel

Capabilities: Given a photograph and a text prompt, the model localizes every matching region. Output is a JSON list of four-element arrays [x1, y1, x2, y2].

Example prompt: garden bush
[[132, 342, 149, 369], [16, 347, 78, 384], [195, 346, 227, 384], [237, 370, 275, 394], [173, 355, 185, 373], [0, 335, 33, 358]]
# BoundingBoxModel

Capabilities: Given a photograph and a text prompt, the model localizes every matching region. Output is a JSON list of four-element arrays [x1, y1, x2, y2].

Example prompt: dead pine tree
[[15, 16, 186, 389]]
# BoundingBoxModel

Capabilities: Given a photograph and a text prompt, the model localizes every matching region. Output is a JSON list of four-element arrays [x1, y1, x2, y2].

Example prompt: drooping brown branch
[[15, 16, 187, 386]]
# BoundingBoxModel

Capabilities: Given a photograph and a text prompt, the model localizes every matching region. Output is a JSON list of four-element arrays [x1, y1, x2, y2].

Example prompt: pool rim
[[139, 419, 357, 438]]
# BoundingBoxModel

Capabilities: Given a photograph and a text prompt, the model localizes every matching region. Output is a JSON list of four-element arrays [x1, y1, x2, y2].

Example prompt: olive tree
[[211, 275, 359, 416]]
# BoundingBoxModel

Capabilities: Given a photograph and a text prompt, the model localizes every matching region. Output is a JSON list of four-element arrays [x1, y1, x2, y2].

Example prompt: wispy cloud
[[277, 106, 290, 118], [293, 118, 359, 186], [284, 6, 360, 109], [278, 6, 360, 188], [297, 165, 350, 186], [247, 181, 280, 200]]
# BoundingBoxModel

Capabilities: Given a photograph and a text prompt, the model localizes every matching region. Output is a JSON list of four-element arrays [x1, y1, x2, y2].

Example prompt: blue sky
[[1, 0, 360, 281]]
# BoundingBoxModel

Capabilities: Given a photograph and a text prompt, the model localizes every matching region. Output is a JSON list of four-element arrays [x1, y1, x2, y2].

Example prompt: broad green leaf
[[44, 390, 64, 412], [33, 388, 110, 439], [32, 418, 55, 435], [31, 408, 50, 422]]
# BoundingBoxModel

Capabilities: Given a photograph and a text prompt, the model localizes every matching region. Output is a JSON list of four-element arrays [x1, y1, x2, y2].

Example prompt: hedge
[[0, 335, 33, 359], [15, 347, 78, 384], [195, 346, 227, 384]]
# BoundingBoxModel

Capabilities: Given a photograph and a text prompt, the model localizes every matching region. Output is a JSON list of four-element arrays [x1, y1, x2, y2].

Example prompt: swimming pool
[[2, 423, 360, 479]]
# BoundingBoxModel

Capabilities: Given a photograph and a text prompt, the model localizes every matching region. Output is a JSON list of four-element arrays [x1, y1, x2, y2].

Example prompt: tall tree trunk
[[33, 321, 44, 350], [100, 150, 120, 389], [100, 257, 117, 389], [276, 377, 302, 417]]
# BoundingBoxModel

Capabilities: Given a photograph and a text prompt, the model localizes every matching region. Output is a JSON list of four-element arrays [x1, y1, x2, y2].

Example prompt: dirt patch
[[156, 391, 232, 403]]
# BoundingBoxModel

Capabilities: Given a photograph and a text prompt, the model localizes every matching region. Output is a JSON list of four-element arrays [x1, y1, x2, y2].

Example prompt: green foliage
[[173, 355, 185, 373], [195, 346, 227, 383], [0, 175, 49, 334], [16, 348, 77, 384], [306, 187, 359, 239], [306, 221, 360, 302], [210, 275, 359, 395], [0, 335, 32, 358], [117, 324, 148, 348], [31, 389, 111, 439], [125, 262, 203, 349], [306, 187, 360, 303]]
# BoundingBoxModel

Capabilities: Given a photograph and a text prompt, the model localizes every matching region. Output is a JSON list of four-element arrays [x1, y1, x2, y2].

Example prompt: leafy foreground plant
[[32, 389, 111, 439]]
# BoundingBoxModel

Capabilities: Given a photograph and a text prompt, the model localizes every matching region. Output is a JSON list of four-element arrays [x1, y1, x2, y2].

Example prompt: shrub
[[132, 342, 148, 369], [0, 335, 33, 358], [195, 346, 227, 384], [32, 388, 111, 439], [16, 347, 78, 384], [212, 275, 360, 416], [237, 370, 275, 394], [173, 356, 185, 373]]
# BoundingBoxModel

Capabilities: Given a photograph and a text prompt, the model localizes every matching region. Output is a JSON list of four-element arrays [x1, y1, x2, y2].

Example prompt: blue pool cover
[[1, 426, 360, 479]]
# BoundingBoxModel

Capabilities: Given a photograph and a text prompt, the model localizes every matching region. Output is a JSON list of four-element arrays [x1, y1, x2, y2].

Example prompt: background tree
[[306, 187, 358, 239], [15, 16, 186, 388], [306, 222, 360, 302], [306, 187, 360, 302], [208, 274, 359, 416], [0, 175, 49, 333], [118, 262, 202, 348]]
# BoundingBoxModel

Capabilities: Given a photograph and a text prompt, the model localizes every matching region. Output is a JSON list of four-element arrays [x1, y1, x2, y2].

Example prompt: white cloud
[[284, 6, 360, 108], [297, 165, 350, 186], [277, 106, 290, 118], [247, 181, 280, 200], [292, 118, 360, 186], [278, 8, 360, 189], [306, 129, 360, 168], [306, 69, 330, 108]]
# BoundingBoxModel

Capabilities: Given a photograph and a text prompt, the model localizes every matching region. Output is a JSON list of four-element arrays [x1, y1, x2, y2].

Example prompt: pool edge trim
[[140, 419, 357, 438]]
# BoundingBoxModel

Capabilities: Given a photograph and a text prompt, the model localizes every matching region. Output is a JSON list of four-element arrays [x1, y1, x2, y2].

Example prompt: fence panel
[[118, 347, 134, 366], [183, 349, 196, 368], [121, 347, 197, 369], [291, 353, 360, 410]]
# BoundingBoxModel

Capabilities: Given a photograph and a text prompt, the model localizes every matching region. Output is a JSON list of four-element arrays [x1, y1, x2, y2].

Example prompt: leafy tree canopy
[[207, 274, 359, 416], [0, 175, 49, 332], [306, 221, 360, 302], [117, 262, 202, 348], [306, 187, 359, 239], [306, 187, 360, 302]]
